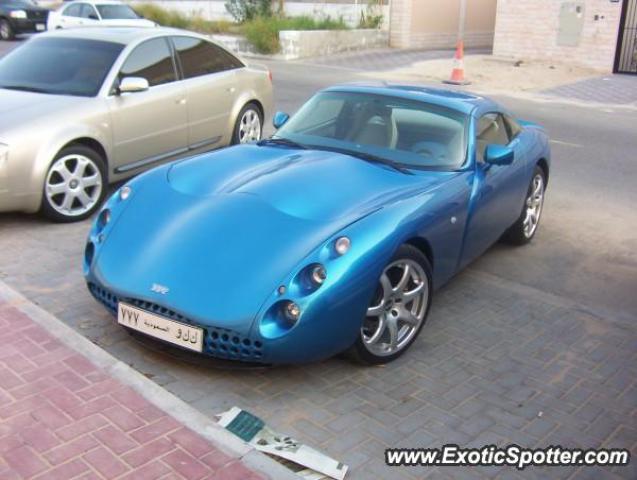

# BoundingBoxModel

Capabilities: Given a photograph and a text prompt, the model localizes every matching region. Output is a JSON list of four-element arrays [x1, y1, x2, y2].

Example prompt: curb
[[0, 279, 300, 480]]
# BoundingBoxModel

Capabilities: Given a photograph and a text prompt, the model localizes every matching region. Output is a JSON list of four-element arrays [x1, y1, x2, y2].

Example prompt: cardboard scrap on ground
[[217, 406, 348, 480]]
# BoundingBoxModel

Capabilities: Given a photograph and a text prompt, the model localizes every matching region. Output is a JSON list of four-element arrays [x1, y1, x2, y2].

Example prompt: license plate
[[36, 24, 45, 31], [117, 302, 203, 352]]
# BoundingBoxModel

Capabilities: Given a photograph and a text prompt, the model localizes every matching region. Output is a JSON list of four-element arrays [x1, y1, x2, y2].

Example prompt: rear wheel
[[502, 166, 546, 245], [41, 145, 106, 222], [350, 244, 432, 364], [231, 103, 262, 145], [0, 19, 15, 41]]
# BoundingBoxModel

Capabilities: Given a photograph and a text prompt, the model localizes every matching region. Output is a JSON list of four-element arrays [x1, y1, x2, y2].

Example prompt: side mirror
[[118, 77, 149, 94], [484, 144, 514, 166], [88, 14, 98, 20], [272, 111, 290, 129]]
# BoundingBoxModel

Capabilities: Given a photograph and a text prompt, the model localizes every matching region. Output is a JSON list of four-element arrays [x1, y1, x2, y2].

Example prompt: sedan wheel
[[41, 146, 106, 222], [351, 245, 432, 364], [232, 103, 262, 145]]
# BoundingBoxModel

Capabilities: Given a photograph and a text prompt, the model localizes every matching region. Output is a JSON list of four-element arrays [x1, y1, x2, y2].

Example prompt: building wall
[[390, 0, 497, 49], [493, 0, 623, 72]]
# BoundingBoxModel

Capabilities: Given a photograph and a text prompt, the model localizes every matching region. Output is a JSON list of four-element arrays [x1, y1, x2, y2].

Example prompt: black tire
[[349, 244, 433, 365], [231, 102, 263, 145], [502, 165, 546, 245], [40, 145, 107, 223], [0, 19, 15, 41]]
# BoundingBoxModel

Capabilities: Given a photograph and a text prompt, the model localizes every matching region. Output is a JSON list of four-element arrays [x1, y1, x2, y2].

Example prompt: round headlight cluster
[[335, 236, 351, 255]]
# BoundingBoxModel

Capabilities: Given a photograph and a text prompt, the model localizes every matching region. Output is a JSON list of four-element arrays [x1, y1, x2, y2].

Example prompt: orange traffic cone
[[444, 39, 470, 85]]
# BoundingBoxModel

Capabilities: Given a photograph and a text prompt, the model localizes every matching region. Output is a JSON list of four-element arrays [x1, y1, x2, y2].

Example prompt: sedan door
[[58, 2, 83, 28], [106, 37, 189, 174], [171, 36, 243, 149]]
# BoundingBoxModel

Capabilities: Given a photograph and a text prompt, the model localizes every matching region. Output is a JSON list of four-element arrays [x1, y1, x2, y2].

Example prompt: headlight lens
[[335, 236, 351, 256], [96, 208, 111, 230], [119, 186, 131, 200], [284, 302, 301, 321], [10, 10, 27, 18], [310, 264, 327, 285]]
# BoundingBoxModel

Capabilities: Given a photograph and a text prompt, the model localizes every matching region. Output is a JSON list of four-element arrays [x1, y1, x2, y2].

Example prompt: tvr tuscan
[[85, 84, 550, 365]]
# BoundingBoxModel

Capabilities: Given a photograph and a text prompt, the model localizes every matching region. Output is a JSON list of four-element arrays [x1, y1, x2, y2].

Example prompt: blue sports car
[[84, 84, 550, 365]]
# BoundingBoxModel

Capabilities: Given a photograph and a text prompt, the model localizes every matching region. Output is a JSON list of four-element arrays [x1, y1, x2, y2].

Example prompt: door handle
[[226, 87, 236, 93], [176, 98, 187, 105]]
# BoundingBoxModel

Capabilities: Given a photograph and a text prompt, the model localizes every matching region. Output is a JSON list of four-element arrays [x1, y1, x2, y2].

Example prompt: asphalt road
[[1, 41, 636, 479]]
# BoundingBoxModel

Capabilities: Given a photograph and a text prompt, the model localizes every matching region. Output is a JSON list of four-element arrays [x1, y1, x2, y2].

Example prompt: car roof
[[324, 82, 499, 115], [39, 27, 199, 46]]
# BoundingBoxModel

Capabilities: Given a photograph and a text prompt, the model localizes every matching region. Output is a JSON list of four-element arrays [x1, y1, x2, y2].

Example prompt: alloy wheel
[[523, 173, 545, 238], [362, 259, 429, 357], [45, 154, 103, 217], [238, 108, 261, 143]]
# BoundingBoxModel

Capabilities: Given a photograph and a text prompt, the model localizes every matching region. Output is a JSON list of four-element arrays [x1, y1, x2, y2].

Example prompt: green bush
[[242, 15, 348, 54], [358, 0, 384, 29], [225, 0, 272, 23], [133, 3, 233, 34]]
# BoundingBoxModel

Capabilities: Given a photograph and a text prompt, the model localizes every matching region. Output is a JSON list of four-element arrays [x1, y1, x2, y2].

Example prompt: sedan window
[[97, 4, 140, 19], [0, 37, 123, 97], [172, 36, 243, 79], [79, 3, 98, 19], [119, 38, 176, 87], [63, 3, 82, 17]]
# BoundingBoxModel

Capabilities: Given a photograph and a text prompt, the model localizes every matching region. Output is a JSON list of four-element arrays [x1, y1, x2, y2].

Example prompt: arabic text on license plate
[[117, 302, 203, 352], [36, 24, 45, 31]]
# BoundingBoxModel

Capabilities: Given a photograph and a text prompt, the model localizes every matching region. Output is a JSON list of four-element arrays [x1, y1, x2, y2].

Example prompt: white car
[[48, 1, 156, 30]]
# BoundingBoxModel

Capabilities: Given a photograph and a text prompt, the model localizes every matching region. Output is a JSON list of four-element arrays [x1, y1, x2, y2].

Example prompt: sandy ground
[[362, 54, 601, 95]]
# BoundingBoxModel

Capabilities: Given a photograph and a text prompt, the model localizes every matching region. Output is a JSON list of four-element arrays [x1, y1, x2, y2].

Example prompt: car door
[[106, 37, 189, 174], [59, 2, 83, 28], [171, 36, 243, 149], [78, 3, 100, 25], [459, 112, 528, 267]]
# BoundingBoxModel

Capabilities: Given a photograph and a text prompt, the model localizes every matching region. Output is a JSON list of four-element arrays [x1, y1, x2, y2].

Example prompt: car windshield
[[97, 4, 140, 19], [275, 91, 468, 170], [0, 37, 123, 97]]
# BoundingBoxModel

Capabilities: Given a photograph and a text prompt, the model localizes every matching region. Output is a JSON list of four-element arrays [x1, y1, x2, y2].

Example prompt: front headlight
[[10, 10, 27, 19]]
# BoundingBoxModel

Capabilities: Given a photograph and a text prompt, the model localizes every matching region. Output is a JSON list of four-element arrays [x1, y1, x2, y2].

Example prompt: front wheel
[[231, 103, 263, 145], [40, 146, 107, 222], [502, 166, 546, 245], [0, 19, 15, 41], [350, 244, 433, 364]]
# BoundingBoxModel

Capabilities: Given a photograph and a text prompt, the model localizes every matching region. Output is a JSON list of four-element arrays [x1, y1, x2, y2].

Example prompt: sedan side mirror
[[484, 144, 514, 166], [118, 77, 149, 94], [88, 14, 98, 20], [273, 111, 290, 129]]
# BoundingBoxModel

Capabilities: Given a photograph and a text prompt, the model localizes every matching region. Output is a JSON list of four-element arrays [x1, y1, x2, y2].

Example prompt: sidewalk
[[0, 283, 294, 480]]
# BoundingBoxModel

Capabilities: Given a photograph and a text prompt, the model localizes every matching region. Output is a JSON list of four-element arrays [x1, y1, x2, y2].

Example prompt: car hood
[[0, 89, 89, 137], [93, 145, 446, 332]]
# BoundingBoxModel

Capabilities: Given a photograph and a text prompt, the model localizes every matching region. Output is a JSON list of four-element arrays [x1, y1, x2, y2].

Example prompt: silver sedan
[[0, 27, 273, 221]]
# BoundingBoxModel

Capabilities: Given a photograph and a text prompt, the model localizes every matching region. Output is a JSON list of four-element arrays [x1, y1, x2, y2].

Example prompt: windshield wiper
[[311, 145, 413, 175], [257, 137, 307, 150], [0, 85, 50, 94]]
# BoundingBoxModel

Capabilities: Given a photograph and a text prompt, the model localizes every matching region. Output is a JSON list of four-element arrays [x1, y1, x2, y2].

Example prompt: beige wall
[[391, 0, 497, 49], [493, 0, 623, 72]]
